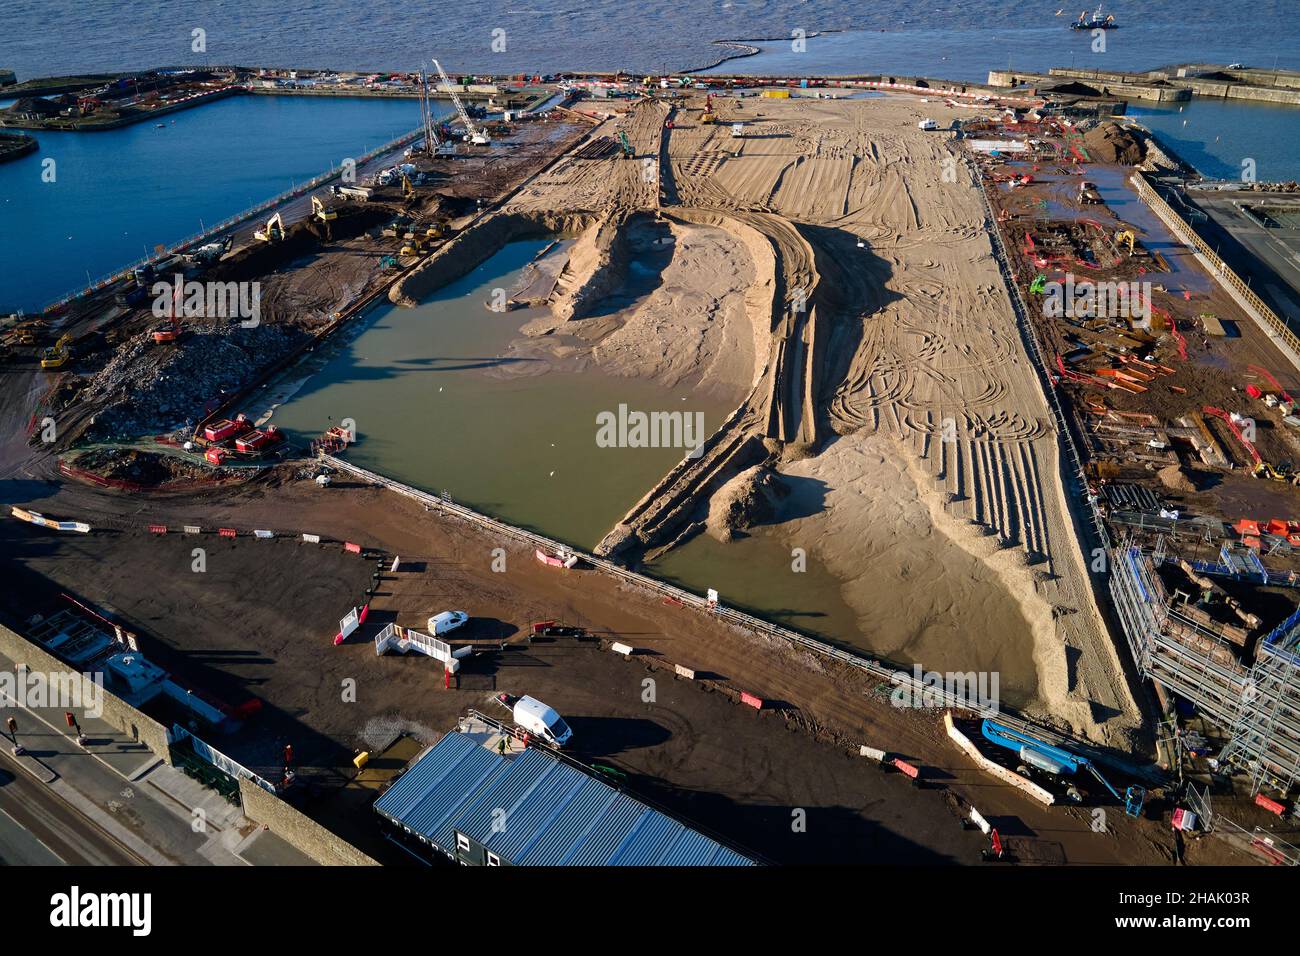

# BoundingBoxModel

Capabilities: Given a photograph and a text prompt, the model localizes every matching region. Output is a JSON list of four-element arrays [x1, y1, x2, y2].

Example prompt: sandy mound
[[706, 465, 790, 541], [1157, 464, 1197, 493], [1081, 122, 1146, 166]]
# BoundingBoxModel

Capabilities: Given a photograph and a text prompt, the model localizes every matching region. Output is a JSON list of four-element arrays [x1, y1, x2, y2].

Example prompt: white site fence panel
[[171, 725, 276, 793], [374, 621, 452, 662]]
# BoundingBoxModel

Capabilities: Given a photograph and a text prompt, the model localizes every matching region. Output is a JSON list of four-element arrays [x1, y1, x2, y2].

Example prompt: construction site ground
[[7, 87, 1300, 865], [984, 127, 1300, 591], [0, 471, 1258, 865]]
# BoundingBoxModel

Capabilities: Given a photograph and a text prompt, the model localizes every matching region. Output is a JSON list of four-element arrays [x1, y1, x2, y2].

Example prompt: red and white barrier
[[892, 757, 920, 780]]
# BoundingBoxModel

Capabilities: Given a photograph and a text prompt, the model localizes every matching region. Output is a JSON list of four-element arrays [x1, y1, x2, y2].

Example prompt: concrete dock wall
[[237, 777, 379, 866]]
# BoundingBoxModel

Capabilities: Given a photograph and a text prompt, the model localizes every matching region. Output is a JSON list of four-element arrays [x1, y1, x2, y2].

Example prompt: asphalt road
[[0, 751, 143, 866]]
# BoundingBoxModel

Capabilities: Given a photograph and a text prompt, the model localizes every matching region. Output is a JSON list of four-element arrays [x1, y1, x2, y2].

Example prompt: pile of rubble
[[80, 323, 309, 440]]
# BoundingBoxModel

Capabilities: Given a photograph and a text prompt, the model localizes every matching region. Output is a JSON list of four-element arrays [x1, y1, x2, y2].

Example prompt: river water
[[0, 94, 418, 313], [5, 1, 1299, 81]]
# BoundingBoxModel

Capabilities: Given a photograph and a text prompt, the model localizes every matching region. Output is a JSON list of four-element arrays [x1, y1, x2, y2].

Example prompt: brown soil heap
[[1081, 122, 1146, 165], [706, 464, 790, 541]]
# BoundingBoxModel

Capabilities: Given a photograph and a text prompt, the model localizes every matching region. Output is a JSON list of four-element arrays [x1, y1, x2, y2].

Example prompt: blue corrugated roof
[[376, 733, 755, 866], [374, 732, 504, 854]]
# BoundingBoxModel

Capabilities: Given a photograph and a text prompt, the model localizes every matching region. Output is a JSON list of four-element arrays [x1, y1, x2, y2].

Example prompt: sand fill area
[[392, 95, 1142, 744]]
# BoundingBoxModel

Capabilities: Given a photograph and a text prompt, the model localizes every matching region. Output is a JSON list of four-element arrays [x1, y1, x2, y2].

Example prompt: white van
[[512, 695, 574, 747], [427, 610, 469, 636]]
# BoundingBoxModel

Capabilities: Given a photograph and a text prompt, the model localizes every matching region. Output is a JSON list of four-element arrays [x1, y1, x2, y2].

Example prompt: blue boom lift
[[981, 719, 1146, 816]]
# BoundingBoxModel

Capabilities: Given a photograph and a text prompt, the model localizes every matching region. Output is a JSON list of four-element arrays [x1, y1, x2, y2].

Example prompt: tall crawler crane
[[432, 58, 489, 145]]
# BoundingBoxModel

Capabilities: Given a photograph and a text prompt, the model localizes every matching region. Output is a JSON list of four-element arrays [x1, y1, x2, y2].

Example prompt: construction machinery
[[254, 212, 285, 242], [1115, 229, 1136, 256], [151, 315, 181, 344], [411, 69, 457, 157], [401, 173, 415, 202], [40, 344, 70, 369], [312, 195, 337, 222], [185, 237, 232, 265], [981, 719, 1146, 816], [432, 58, 489, 145]]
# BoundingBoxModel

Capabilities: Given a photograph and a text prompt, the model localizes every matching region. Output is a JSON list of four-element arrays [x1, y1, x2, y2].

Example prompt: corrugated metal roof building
[[375, 733, 755, 866]]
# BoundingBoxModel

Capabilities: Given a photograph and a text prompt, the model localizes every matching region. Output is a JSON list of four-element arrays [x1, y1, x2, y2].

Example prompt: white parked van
[[427, 610, 469, 636], [512, 695, 574, 747]]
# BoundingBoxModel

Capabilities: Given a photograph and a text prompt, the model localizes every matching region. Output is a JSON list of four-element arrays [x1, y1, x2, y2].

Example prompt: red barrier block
[[358, 604, 370, 624], [219, 528, 237, 538], [1255, 793, 1286, 816], [740, 692, 763, 710], [892, 758, 920, 780], [148, 524, 167, 534], [344, 542, 362, 554]]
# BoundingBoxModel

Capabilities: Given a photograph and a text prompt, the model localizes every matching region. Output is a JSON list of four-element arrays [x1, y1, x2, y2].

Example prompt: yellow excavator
[[312, 195, 337, 222], [1252, 461, 1300, 484], [1115, 229, 1136, 256], [254, 212, 285, 242], [40, 333, 73, 369]]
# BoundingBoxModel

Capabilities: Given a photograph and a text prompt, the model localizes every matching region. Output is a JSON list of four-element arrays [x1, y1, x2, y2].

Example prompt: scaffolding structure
[[1219, 618, 1300, 796], [1111, 540, 1250, 715], [1111, 537, 1300, 796]]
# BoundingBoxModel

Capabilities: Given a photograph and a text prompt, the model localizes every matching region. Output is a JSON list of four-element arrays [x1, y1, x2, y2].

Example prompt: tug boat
[[1071, 5, 1117, 29]]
